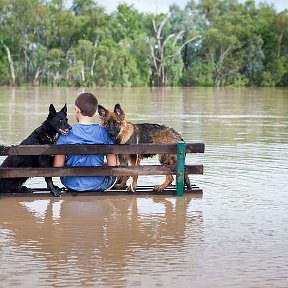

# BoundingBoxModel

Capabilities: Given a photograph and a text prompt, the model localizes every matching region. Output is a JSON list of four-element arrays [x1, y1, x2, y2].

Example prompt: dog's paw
[[50, 186, 62, 197], [153, 185, 164, 194], [127, 185, 136, 193], [113, 183, 128, 190]]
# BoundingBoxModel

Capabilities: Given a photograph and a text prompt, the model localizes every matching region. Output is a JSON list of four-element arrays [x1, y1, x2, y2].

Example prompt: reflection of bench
[[0, 141, 205, 196]]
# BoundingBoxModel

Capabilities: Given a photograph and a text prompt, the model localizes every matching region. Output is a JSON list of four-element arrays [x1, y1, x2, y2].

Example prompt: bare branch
[[162, 33, 176, 50], [174, 30, 185, 44], [167, 35, 201, 58], [152, 19, 157, 35], [157, 15, 170, 40]]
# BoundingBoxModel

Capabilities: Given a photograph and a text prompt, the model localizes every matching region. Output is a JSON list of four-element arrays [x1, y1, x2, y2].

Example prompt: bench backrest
[[0, 142, 205, 196]]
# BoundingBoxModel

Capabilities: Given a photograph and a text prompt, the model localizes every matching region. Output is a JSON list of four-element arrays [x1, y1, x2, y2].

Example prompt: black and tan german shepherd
[[98, 103, 191, 193], [0, 104, 71, 196]]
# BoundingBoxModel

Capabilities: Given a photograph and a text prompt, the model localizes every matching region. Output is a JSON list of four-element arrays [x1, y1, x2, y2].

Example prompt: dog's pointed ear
[[98, 104, 108, 118], [61, 103, 67, 115], [48, 104, 56, 118], [114, 104, 125, 118]]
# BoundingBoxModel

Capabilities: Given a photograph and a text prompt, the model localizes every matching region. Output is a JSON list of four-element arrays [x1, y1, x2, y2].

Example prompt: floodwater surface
[[0, 87, 288, 287]]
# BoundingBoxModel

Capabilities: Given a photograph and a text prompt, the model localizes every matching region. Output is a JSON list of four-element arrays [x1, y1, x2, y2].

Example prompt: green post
[[176, 141, 185, 197]]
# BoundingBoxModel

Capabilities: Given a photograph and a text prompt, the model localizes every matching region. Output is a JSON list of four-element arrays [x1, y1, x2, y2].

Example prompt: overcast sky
[[92, 0, 287, 14]]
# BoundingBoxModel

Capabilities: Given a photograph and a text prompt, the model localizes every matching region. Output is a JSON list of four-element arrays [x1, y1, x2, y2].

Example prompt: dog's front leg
[[114, 155, 129, 189], [39, 156, 62, 197], [127, 155, 140, 193], [128, 175, 138, 193], [45, 177, 62, 197]]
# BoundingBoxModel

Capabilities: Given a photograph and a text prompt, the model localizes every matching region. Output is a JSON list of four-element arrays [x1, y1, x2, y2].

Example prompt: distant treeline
[[0, 0, 287, 87]]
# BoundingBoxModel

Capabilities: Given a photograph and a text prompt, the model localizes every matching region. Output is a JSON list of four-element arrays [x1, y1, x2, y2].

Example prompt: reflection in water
[[0, 87, 288, 287], [0, 195, 202, 287]]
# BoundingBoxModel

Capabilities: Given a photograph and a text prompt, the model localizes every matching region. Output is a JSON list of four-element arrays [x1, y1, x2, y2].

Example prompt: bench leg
[[176, 141, 185, 197]]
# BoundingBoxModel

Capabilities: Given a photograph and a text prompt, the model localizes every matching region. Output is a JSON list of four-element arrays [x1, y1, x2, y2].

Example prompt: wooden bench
[[0, 142, 205, 197]]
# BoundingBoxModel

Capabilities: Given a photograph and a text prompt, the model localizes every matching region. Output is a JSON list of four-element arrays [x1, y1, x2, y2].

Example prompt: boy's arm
[[53, 155, 66, 167], [106, 154, 118, 166]]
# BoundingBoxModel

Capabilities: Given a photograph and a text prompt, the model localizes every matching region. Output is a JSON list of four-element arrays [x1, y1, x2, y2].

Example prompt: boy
[[53, 92, 117, 191]]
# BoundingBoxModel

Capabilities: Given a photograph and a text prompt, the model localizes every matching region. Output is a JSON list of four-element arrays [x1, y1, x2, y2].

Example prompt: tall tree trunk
[[81, 63, 85, 82], [150, 16, 169, 87], [1, 42, 16, 86], [32, 67, 42, 86], [90, 39, 98, 77], [214, 70, 221, 87]]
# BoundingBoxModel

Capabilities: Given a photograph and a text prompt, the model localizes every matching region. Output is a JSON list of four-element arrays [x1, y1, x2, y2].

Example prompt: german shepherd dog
[[98, 103, 191, 193], [0, 104, 71, 196]]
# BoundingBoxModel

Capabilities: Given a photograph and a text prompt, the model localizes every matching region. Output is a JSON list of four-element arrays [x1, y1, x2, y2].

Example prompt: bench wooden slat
[[0, 165, 203, 178], [0, 143, 205, 156]]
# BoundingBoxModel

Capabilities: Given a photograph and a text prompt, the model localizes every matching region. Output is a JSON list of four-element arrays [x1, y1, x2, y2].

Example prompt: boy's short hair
[[75, 92, 98, 117]]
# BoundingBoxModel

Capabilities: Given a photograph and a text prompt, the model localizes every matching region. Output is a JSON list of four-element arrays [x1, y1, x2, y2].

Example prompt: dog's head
[[47, 104, 71, 135], [98, 104, 126, 143]]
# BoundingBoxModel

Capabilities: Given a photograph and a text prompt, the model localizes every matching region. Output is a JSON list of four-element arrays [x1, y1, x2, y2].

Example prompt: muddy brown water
[[0, 87, 287, 287]]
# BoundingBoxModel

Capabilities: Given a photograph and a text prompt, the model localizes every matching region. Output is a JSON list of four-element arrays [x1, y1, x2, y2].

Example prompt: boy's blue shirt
[[56, 123, 114, 191]]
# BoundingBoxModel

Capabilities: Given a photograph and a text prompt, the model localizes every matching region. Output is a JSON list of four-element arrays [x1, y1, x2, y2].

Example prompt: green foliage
[[129, 34, 150, 85], [109, 3, 144, 42], [0, 57, 10, 85], [0, 0, 287, 87], [181, 62, 214, 87], [92, 39, 142, 87]]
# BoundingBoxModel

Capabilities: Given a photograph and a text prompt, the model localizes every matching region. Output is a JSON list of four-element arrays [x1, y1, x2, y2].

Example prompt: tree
[[70, 0, 109, 43], [0, 0, 39, 84], [198, 0, 264, 86], [0, 0, 52, 85], [29, 44, 48, 86], [149, 15, 200, 86], [109, 3, 144, 42], [46, 48, 67, 86], [70, 39, 97, 84], [129, 34, 150, 86], [93, 39, 141, 86], [203, 28, 240, 87], [1, 41, 16, 85], [0, 0, 287, 87], [169, 1, 206, 70]]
